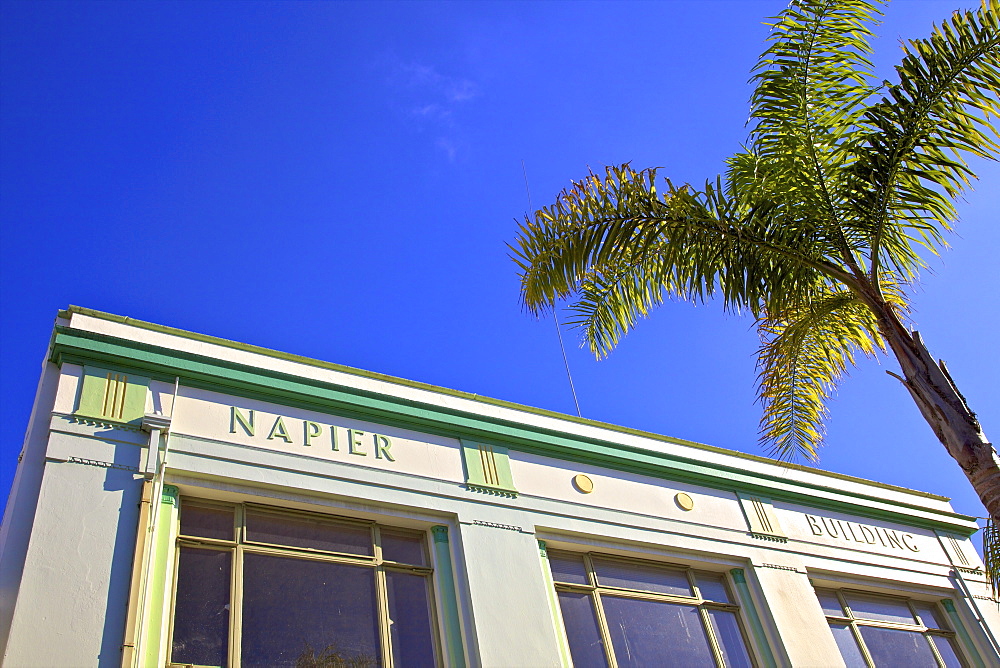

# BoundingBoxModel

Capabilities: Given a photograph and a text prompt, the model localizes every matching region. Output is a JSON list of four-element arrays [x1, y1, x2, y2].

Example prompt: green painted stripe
[[941, 599, 987, 668], [431, 526, 467, 668], [57, 306, 952, 504], [730, 569, 778, 668], [143, 485, 179, 666], [538, 541, 574, 668], [49, 327, 978, 536]]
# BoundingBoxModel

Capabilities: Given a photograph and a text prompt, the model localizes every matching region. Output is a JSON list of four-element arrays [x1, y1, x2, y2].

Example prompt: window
[[169, 501, 440, 667], [548, 551, 756, 667], [814, 588, 966, 667]]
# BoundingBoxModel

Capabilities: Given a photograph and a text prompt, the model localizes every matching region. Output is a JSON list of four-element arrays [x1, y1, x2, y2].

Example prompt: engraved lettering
[[267, 416, 293, 443], [230, 407, 255, 436], [375, 434, 394, 461], [303, 421, 322, 446], [348, 429, 367, 456], [859, 525, 877, 544], [885, 530, 904, 550], [901, 534, 920, 552], [822, 517, 841, 538], [805, 515, 824, 536]]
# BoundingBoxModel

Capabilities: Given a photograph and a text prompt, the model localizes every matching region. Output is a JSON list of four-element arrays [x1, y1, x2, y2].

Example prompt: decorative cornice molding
[[48, 324, 978, 536]]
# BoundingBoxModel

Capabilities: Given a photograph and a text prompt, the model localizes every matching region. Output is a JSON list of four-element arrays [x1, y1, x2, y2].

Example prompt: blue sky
[[2, 0, 997, 530]]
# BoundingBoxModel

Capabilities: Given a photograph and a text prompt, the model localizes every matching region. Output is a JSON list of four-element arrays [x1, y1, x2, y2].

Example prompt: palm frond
[[511, 165, 856, 340], [750, 1, 882, 229], [756, 281, 907, 460], [852, 0, 1000, 283]]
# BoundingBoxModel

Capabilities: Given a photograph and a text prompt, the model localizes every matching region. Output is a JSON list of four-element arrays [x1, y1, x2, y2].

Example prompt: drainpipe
[[127, 378, 177, 667]]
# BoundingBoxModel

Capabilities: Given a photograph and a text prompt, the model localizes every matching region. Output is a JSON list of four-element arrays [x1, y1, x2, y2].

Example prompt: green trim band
[[941, 599, 987, 668], [48, 325, 977, 535], [58, 306, 951, 502], [537, 540, 573, 668], [729, 569, 778, 668], [430, 526, 466, 668]]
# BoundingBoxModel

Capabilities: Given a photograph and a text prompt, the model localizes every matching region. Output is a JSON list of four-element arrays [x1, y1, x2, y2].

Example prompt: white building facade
[[1, 306, 998, 667]]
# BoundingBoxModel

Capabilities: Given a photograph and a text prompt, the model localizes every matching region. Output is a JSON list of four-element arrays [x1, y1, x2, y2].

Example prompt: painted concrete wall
[[0, 359, 62, 656], [456, 520, 563, 668], [3, 454, 142, 666]]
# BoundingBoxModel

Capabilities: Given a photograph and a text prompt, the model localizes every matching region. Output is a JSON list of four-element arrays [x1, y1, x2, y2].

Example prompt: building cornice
[[48, 317, 978, 536]]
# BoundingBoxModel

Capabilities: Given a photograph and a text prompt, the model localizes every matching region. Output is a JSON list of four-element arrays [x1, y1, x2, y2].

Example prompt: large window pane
[[171, 547, 231, 666], [386, 570, 437, 668], [695, 574, 730, 604], [603, 595, 715, 667], [706, 609, 752, 668], [912, 602, 946, 630], [593, 558, 692, 597], [828, 623, 866, 668], [930, 636, 963, 668], [380, 530, 426, 566], [549, 551, 589, 585], [245, 510, 373, 555], [858, 626, 937, 667], [844, 592, 916, 625], [180, 504, 234, 540], [815, 589, 844, 617], [241, 553, 380, 667], [557, 591, 608, 668]]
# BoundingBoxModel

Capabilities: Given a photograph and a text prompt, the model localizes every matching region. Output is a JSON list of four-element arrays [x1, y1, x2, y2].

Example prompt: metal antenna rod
[[522, 160, 582, 417]]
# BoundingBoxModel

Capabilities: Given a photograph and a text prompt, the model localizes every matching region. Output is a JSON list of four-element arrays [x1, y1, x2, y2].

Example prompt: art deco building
[[1, 306, 997, 666]]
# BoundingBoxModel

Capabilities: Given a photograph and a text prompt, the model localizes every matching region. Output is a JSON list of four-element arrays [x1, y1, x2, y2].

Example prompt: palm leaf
[[851, 0, 1000, 284], [756, 281, 906, 460]]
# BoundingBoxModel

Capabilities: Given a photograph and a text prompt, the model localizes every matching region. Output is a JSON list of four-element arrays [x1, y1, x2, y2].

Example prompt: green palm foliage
[[514, 0, 999, 460], [513, 0, 1000, 580]]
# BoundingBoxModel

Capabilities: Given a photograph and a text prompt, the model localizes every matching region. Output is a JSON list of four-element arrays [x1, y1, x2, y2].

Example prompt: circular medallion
[[674, 492, 695, 511], [573, 474, 594, 494]]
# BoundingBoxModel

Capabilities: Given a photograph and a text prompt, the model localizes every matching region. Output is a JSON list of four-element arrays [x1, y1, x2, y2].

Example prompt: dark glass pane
[[386, 571, 437, 668], [557, 591, 608, 668], [381, 530, 426, 566], [593, 558, 691, 597], [706, 609, 751, 668], [845, 593, 916, 625], [913, 602, 946, 630], [696, 574, 730, 603], [930, 636, 963, 668], [171, 547, 231, 666], [858, 626, 937, 667], [548, 551, 589, 585], [815, 589, 844, 617], [241, 553, 380, 667], [603, 595, 714, 667], [245, 510, 372, 555], [179, 504, 234, 540], [828, 624, 866, 668]]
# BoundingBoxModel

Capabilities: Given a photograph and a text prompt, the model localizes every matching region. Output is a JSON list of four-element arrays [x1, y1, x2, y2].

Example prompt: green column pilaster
[[142, 485, 180, 667], [941, 599, 987, 668], [538, 540, 573, 668], [730, 568, 778, 668], [431, 526, 467, 668]]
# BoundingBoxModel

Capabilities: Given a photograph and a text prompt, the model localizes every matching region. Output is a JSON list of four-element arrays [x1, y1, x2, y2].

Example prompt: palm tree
[[512, 0, 1000, 577]]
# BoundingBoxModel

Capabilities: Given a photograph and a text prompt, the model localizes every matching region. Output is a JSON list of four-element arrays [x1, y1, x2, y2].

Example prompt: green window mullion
[[589, 589, 619, 668], [230, 507, 245, 668], [373, 526, 395, 668]]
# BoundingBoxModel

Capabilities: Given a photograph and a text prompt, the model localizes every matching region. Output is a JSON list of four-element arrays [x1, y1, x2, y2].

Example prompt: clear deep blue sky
[[2, 1, 997, 526]]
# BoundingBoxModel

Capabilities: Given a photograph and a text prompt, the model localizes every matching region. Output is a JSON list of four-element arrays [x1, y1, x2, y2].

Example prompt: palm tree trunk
[[878, 319, 1000, 523]]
